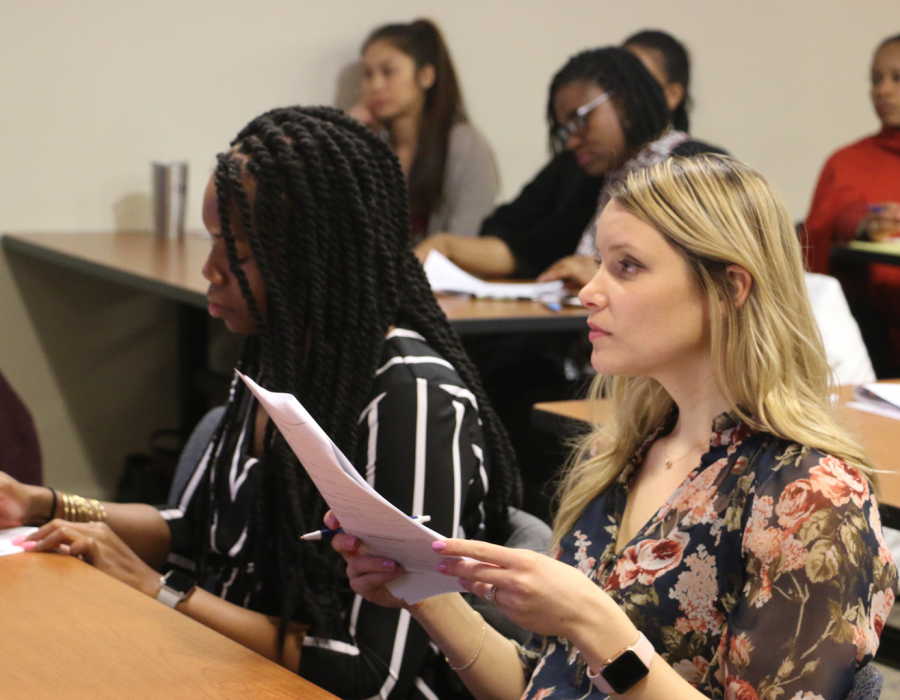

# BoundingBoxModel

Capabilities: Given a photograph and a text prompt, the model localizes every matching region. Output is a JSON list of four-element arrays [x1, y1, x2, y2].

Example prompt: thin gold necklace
[[662, 436, 707, 468]]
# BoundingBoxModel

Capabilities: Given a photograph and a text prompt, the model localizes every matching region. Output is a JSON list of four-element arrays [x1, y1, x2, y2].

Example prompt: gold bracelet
[[58, 493, 107, 523], [445, 613, 485, 672]]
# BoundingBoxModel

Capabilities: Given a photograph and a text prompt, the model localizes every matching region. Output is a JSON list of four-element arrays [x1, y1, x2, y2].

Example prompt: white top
[[804, 272, 876, 385]]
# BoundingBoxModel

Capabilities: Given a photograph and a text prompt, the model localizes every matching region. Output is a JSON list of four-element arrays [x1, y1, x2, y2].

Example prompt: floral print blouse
[[519, 413, 897, 700]]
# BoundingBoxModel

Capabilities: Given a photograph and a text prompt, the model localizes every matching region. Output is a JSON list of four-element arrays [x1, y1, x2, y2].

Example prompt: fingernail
[[432, 541, 447, 552], [346, 536, 358, 549], [382, 559, 396, 569], [325, 513, 337, 528], [20, 541, 36, 550], [10, 535, 25, 546], [457, 577, 468, 588], [437, 561, 447, 572]]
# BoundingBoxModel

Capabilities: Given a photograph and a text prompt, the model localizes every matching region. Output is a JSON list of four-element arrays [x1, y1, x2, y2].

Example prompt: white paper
[[847, 401, 900, 421], [239, 373, 465, 604], [856, 383, 900, 409], [0, 526, 38, 557], [423, 249, 564, 300]]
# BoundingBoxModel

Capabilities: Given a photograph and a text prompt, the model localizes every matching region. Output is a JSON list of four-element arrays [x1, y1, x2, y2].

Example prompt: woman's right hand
[[326, 511, 409, 609], [862, 202, 900, 241], [0, 471, 46, 528]]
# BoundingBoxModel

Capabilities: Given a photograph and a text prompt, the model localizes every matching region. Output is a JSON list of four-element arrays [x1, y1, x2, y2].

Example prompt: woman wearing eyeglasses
[[415, 47, 721, 284]]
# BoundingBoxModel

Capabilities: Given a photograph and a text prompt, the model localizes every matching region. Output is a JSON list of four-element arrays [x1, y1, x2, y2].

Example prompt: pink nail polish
[[382, 559, 396, 569], [21, 541, 36, 550], [10, 535, 25, 546], [432, 541, 447, 552], [347, 536, 358, 548], [437, 561, 447, 572]]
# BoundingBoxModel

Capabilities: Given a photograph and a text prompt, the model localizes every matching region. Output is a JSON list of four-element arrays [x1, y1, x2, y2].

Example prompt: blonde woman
[[332, 155, 897, 700]]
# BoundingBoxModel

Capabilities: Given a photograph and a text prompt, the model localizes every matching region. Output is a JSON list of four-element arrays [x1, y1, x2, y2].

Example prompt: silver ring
[[485, 584, 499, 604]]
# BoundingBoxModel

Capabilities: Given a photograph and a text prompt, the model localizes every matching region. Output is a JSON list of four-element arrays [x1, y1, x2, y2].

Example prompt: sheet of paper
[[847, 401, 900, 421], [239, 373, 465, 604], [423, 249, 565, 300], [857, 383, 900, 410], [0, 526, 38, 557]]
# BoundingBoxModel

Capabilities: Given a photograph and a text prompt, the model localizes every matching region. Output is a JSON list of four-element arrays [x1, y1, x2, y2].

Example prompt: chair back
[[846, 664, 883, 700]]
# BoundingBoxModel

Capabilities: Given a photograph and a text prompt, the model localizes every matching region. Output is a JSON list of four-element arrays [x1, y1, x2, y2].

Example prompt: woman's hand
[[327, 511, 409, 609], [0, 471, 50, 528], [414, 233, 452, 264], [23, 520, 161, 597], [537, 255, 599, 288], [433, 538, 627, 642], [862, 202, 900, 241], [347, 102, 377, 129]]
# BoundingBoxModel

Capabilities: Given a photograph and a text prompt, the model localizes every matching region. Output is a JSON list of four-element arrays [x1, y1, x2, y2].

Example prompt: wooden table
[[2, 232, 588, 431], [532, 383, 900, 525], [1, 232, 588, 334], [830, 240, 900, 267], [0, 553, 337, 700]]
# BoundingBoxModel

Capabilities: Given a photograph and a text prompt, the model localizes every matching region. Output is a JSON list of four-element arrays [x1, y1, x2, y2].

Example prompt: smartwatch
[[156, 570, 197, 608], [586, 632, 654, 695]]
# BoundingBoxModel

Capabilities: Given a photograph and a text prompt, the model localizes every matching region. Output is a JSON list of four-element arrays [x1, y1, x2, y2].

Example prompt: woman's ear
[[417, 64, 436, 91], [725, 264, 753, 309]]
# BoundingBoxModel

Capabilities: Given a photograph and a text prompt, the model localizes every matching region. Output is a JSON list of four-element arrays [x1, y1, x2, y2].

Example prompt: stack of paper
[[240, 373, 466, 605], [423, 249, 565, 300], [849, 383, 900, 420]]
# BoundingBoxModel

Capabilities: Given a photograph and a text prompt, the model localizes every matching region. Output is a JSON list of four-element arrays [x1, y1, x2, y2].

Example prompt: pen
[[300, 515, 431, 541], [543, 300, 562, 312]]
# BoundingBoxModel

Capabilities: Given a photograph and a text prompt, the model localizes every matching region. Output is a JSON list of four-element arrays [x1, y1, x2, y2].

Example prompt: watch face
[[163, 571, 196, 595], [602, 649, 650, 694]]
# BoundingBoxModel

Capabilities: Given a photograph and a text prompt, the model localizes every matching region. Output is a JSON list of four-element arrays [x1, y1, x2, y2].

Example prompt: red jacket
[[804, 126, 900, 274]]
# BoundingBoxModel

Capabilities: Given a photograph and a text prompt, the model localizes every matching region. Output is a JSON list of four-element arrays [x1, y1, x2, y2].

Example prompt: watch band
[[156, 570, 197, 609], [586, 631, 654, 695]]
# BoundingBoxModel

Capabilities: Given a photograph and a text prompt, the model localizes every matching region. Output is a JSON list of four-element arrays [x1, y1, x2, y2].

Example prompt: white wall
[[1, 0, 898, 495]]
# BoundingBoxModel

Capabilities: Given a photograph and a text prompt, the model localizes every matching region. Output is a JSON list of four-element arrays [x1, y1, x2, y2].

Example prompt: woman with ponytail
[[351, 18, 499, 242], [1, 106, 521, 699]]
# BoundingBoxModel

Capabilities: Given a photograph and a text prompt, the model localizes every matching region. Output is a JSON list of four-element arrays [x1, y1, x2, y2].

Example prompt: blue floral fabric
[[519, 414, 897, 700]]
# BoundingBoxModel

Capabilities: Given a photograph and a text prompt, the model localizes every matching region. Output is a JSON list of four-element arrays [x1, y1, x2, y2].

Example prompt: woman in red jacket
[[804, 33, 900, 376]]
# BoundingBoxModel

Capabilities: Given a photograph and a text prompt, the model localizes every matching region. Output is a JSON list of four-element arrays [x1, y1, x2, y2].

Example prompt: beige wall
[[1, 1, 898, 495]]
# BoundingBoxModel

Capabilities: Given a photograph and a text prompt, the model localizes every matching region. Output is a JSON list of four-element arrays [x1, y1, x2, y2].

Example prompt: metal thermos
[[152, 162, 188, 239]]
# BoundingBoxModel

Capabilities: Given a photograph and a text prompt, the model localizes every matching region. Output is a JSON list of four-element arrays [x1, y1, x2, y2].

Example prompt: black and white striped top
[[160, 328, 491, 699]]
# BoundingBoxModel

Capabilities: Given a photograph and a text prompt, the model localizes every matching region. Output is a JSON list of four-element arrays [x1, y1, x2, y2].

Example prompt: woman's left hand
[[433, 538, 618, 640], [537, 255, 598, 288], [22, 520, 161, 597]]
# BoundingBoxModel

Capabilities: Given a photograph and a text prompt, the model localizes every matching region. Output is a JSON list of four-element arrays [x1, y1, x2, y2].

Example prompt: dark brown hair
[[364, 19, 467, 222]]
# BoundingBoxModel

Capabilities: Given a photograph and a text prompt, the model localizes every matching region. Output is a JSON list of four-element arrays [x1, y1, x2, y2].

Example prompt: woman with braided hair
[[0, 105, 520, 698], [416, 46, 723, 286]]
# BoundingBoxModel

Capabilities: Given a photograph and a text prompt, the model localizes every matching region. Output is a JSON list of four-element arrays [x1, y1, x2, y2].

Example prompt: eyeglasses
[[556, 90, 615, 144]]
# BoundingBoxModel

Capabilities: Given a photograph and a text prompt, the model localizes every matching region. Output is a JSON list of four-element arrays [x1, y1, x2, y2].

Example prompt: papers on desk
[[0, 526, 37, 557], [849, 384, 900, 420], [423, 249, 565, 300], [239, 373, 465, 605]]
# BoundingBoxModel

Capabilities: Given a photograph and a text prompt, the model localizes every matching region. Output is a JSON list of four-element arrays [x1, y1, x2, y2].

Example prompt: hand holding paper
[[239, 373, 464, 604]]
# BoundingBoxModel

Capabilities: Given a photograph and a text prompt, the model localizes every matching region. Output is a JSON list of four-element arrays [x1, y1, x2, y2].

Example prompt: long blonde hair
[[553, 155, 876, 544]]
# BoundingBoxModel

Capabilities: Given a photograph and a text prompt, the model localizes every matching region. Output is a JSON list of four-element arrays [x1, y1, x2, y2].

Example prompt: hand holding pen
[[301, 515, 431, 541]]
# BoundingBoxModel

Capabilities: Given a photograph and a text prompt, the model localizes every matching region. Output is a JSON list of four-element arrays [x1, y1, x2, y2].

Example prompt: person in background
[[0, 107, 521, 699], [350, 18, 499, 242], [804, 33, 900, 377], [417, 47, 721, 288], [538, 34, 729, 288], [335, 155, 897, 700], [0, 371, 41, 486], [622, 29, 724, 155]]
